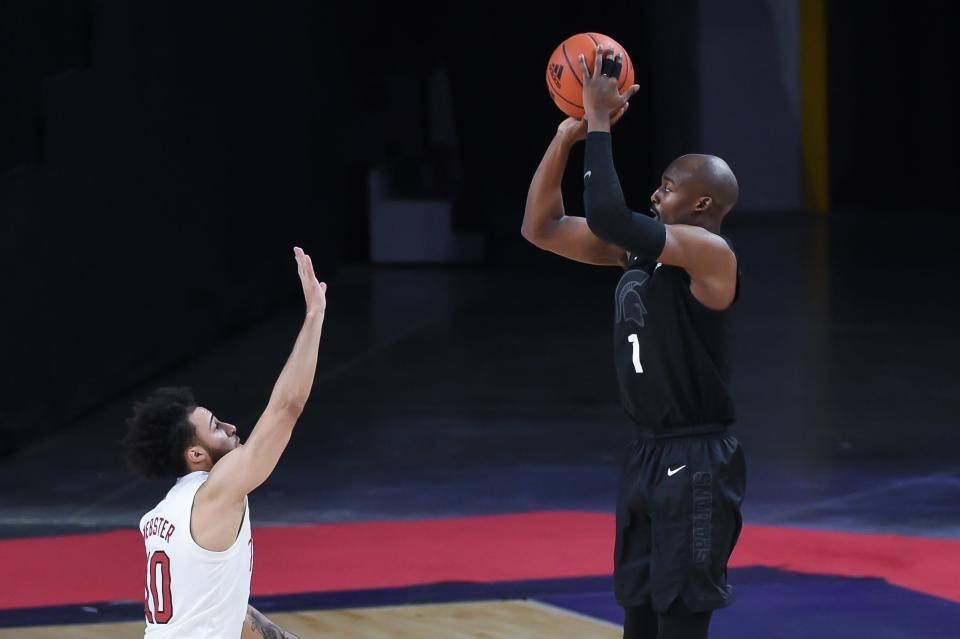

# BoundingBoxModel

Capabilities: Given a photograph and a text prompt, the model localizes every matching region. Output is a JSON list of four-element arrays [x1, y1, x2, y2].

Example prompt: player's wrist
[[585, 114, 612, 133], [554, 130, 579, 149]]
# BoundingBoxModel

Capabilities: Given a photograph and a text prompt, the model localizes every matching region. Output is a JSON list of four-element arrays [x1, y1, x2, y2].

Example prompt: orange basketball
[[545, 32, 635, 119]]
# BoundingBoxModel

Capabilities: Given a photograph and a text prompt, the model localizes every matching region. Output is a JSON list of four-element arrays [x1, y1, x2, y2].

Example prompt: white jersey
[[140, 471, 252, 639]]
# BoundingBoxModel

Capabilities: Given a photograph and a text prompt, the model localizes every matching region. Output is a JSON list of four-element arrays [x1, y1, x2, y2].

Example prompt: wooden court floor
[[0, 600, 622, 638]]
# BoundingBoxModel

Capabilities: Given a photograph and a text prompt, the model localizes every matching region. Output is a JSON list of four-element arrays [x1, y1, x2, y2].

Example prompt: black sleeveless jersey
[[612, 250, 739, 438]]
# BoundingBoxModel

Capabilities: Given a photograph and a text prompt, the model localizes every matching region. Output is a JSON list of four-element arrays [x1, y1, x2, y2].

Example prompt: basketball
[[545, 32, 635, 119]]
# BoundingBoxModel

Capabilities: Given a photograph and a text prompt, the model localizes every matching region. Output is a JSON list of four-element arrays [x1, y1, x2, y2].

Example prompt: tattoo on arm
[[247, 607, 299, 639]]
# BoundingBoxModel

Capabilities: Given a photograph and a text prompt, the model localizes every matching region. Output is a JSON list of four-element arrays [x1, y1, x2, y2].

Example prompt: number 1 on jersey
[[628, 334, 643, 373]]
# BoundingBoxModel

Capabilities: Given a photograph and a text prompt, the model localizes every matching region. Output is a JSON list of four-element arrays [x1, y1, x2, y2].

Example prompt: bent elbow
[[585, 207, 616, 244], [520, 221, 543, 247]]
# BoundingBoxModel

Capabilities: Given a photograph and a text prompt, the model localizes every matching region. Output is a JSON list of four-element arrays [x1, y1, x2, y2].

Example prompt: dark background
[[1, 1, 958, 459]]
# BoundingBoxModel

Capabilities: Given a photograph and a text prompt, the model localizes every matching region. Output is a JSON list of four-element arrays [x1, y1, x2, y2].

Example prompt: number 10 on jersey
[[628, 334, 643, 373], [144, 550, 172, 624]]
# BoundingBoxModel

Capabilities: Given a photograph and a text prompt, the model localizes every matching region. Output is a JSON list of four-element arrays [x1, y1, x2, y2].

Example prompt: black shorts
[[614, 433, 746, 613]]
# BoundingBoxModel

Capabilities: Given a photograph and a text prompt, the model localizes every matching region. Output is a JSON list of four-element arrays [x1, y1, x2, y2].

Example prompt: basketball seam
[[552, 89, 583, 111], [584, 33, 600, 82], [561, 43, 583, 87]]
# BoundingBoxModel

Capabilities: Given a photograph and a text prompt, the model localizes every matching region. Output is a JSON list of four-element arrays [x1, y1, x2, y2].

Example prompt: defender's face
[[188, 406, 241, 463]]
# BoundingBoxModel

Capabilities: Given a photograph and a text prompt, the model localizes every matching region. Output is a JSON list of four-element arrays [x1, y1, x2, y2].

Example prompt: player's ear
[[184, 444, 209, 468], [694, 196, 712, 212]]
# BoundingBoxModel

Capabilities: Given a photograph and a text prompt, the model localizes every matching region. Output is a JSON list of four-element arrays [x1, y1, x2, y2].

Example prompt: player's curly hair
[[122, 387, 198, 479]]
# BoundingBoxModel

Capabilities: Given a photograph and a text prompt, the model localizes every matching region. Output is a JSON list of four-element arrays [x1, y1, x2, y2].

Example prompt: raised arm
[[193, 247, 326, 549], [521, 114, 634, 267], [579, 47, 736, 309]]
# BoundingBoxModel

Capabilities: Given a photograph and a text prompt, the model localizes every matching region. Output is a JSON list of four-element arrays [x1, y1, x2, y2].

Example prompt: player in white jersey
[[123, 246, 326, 639]]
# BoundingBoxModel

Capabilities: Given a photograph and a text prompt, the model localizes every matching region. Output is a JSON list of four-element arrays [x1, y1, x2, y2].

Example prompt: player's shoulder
[[683, 226, 737, 271], [670, 223, 729, 241], [717, 232, 737, 255], [690, 225, 735, 252], [139, 507, 156, 529]]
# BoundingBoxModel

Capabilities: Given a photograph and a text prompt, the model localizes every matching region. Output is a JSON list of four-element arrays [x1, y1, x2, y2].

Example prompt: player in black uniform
[[521, 46, 745, 639]]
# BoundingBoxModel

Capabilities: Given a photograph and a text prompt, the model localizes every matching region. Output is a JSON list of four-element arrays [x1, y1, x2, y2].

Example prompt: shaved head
[[669, 154, 739, 216]]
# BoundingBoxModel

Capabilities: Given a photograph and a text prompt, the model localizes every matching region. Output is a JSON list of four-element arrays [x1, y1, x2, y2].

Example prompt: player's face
[[650, 166, 701, 225], [188, 406, 241, 464]]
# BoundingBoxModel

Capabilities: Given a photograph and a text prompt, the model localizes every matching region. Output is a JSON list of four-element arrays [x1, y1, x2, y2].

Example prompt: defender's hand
[[293, 247, 326, 315]]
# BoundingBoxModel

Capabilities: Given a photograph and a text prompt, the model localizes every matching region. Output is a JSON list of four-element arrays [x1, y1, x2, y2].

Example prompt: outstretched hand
[[293, 246, 326, 315], [578, 45, 640, 132]]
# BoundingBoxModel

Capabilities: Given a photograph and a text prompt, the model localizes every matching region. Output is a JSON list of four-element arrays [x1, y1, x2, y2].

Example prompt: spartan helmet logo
[[616, 271, 650, 327]]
